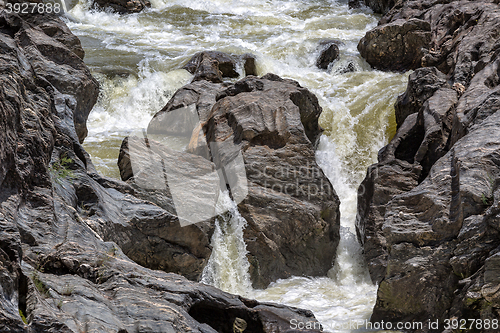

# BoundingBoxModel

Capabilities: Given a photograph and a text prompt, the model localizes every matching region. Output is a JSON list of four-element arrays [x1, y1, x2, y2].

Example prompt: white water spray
[[201, 191, 253, 297]]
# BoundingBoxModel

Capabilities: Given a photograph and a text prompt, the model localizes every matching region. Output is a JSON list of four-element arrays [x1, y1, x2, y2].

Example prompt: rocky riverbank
[[357, 0, 500, 330], [0, 9, 326, 332]]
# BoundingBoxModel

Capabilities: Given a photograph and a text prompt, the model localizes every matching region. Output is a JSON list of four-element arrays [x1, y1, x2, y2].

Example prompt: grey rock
[[92, 0, 151, 13], [0, 11, 323, 333], [205, 75, 340, 288], [358, 18, 432, 71], [142, 74, 340, 289], [394, 67, 448, 127], [183, 51, 259, 83], [362, 0, 398, 14], [316, 40, 340, 70], [241, 53, 258, 76]]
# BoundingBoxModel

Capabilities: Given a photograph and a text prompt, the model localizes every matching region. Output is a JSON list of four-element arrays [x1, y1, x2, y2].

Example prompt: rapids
[[63, 0, 409, 331]]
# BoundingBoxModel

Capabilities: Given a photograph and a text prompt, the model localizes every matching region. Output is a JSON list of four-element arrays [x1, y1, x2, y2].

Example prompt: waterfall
[[65, 0, 409, 330]]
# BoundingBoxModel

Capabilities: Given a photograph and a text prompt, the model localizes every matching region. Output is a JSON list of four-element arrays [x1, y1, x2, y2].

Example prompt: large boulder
[[316, 40, 340, 70], [4, 12, 100, 143], [358, 18, 431, 71], [357, 0, 500, 329], [136, 74, 341, 289], [0, 10, 323, 332]]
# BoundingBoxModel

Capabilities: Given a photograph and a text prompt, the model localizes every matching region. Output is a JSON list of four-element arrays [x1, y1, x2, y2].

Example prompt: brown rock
[[357, 0, 500, 329], [316, 40, 340, 70]]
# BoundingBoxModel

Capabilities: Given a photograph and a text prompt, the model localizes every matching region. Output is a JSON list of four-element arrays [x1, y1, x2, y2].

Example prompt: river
[[62, 0, 408, 331]]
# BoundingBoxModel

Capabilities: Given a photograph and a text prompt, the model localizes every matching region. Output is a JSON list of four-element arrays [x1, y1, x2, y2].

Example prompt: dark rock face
[[136, 74, 340, 289], [206, 74, 340, 288], [183, 51, 259, 83], [92, 0, 151, 14], [358, 0, 500, 329], [358, 18, 432, 71], [316, 40, 340, 70], [0, 11, 100, 144], [0, 11, 323, 332], [183, 51, 238, 83]]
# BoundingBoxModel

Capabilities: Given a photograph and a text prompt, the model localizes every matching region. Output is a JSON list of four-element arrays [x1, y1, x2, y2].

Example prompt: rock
[[348, 0, 363, 9], [358, 18, 432, 71], [143, 74, 340, 288], [357, 0, 500, 329], [8, 12, 100, 144], [362, 0, 397, 14], [92, 0, 151, 13], [148, 80, 227, 134], [183, 51, 240, 83], [394, 66, 448, 127], [0, 11, 323, 332], [316, 40, 340, 70], [183, 51, 260, 82], [204, 74, 340, 288], [241, 53, 258, 76]]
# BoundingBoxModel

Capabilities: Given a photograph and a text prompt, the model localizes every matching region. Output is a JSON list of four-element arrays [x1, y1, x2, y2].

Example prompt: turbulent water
[[64, 0, 409, 331]]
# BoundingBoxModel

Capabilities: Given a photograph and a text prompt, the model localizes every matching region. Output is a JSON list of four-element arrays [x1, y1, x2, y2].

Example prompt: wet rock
[[143, 74, 340, 288], [0, 11, 323, 332], [348, 0, 363, 9], [8, 12, 100, 144], [357, 0, 500, 329], [204, 74, 340, 288], [241, 53, 258, 76], [358, 18, 431, 71], [362, 0, 397, 14], [316, 40, 340, 70], [183, 51, 241, 83], [92, 0, 151, 13], [394, 66, 448, 127], [183, 51, 260, 82], [148, 80, 227, 134]]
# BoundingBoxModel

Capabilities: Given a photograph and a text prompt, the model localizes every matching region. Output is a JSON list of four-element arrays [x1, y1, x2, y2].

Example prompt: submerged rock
[[358, 0, 500, 329], [0, 11, 323, 332], [316, 40, 340, 70], [182, 51, 259, 83], [92, 0, 151, 13], [138, 74, 341, 288]]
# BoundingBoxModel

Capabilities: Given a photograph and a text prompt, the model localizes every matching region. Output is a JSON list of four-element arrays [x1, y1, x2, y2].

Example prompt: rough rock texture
[[137, 74, 341, 289], [92, 0, 151, 14], [357, 0, 500, 330], [358, 18, 432, 71], [316, 40, 340, 70], [182, 51, 258, 83], [0, 10, 99, 143], [0, 10, 323, 332], [362, 0, 397, 14]]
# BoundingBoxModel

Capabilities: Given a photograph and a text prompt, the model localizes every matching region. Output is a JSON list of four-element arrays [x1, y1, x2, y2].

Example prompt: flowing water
[[63, 0, 409, 331]]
